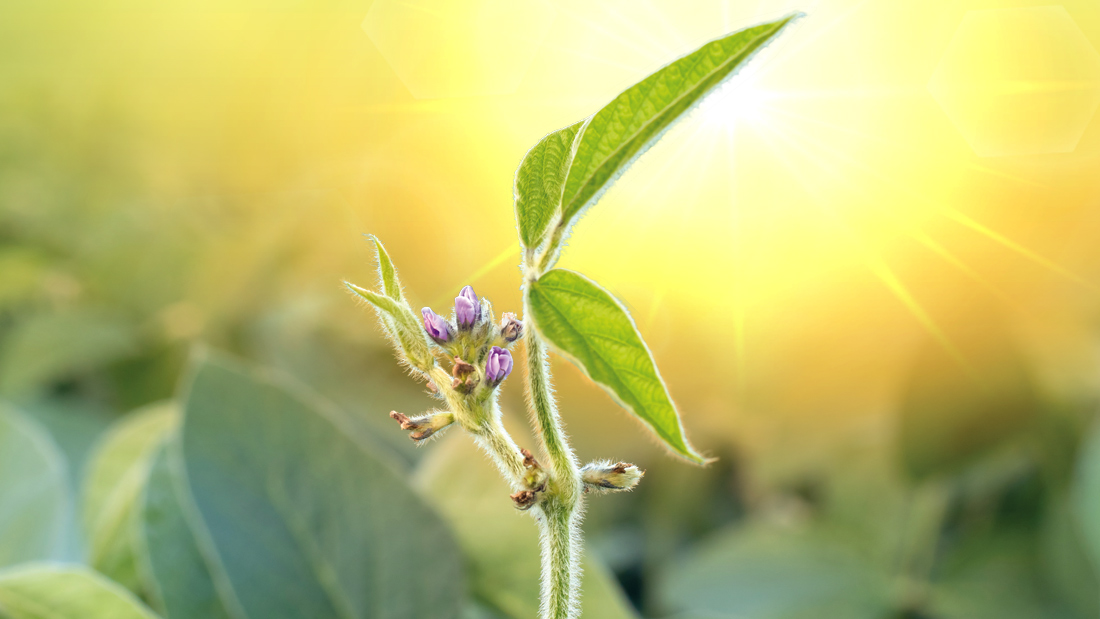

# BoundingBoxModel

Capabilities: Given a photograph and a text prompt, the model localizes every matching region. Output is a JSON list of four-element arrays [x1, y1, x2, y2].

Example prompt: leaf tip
[[344, 281, 371, 299]]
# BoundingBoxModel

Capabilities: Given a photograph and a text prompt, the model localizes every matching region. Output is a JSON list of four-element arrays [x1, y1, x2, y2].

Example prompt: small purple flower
[[422, 308, 451, 342], [485, 346, 513, 385], [455, 285, 480, 329]]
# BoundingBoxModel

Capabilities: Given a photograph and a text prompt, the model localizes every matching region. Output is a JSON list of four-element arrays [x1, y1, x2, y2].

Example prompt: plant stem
[[524, 322, 583, 619], [538, 496, 581, 619]]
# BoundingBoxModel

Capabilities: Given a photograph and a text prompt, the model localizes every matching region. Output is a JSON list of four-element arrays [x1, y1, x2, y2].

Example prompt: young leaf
[[0, 563, 160, 619], [513, 122, 583, 251], [416, 434, 640, 619], [549, 14, 799, 261], [82, 403, 178, 593], [177, 352, 464, 619], [526, 269, 706, 464], [345, 281, 434, 371], [0, 405, 69, 568]]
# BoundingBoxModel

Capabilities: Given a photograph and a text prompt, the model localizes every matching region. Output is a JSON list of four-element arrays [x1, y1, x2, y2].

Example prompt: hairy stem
[[524, 327, 581, 495], [524, 320, 583, 619], [467, 410, 528, 487], [538, 497, 581, 619]]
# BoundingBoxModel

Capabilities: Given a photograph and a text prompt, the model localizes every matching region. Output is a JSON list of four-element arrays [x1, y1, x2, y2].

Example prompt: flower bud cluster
[[420, 285, 523, 395]]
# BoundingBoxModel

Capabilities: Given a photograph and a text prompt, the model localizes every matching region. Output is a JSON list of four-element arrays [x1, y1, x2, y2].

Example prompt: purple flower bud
[[485, 346, 513, 385], [455, 285, 480, 329], [422, 308, 451, 342]]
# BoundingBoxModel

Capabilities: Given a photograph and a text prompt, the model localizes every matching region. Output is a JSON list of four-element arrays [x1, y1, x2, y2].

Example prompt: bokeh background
[[3, 0, 1100, 617]]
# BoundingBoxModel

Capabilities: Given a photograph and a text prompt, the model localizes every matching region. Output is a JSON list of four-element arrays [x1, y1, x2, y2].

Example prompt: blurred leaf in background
[[0, 405, 69, 568], [0, 564, 159, 619]]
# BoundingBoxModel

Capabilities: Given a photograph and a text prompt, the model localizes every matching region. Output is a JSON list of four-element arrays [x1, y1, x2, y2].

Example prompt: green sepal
[[345, 282, 434, 371]]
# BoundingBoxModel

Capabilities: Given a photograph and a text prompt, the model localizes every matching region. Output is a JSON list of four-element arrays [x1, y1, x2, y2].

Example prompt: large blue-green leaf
[[416, 434, 638, 619], [526, 269, 704, 463], [177, 352, 464, 619], [513, 122, 583, 251], [0, 405, 69, 568], [137, 446, 235, 619], [549, 15, 799, 258], [0, 563, 160, 619]]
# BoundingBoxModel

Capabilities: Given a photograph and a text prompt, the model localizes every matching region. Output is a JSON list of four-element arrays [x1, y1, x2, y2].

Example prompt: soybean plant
[[347, 14, 800, 619]]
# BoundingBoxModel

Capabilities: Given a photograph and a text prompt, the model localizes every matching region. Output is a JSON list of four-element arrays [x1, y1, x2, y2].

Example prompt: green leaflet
[[348, 237, 434, 370], [345, 281, 433, 370], [513, 122, 584, 251], [0, 564, 160, 619], [416, 434, 639, 619], [549, 15, 799, 261], [177, 352, 464, 619], [82, 403, 178, 594], [526, 269, 705, 464], [0, 405, 68, 569]]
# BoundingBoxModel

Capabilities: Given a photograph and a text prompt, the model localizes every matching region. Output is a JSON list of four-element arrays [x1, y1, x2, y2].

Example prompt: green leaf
[[0, 309, 139, 395], [514, 122, 584, 251], [0, 405, 69, 568], [416, 434, 639, 619], [345, 281, 433, 370], [656, 522, 892, 619], [178, 352, 464, 619], [137, 446, 235, 619], [0, 563, 160, 619], [82, 403, 178, 594], [526, 269, 705, 464], [554, 15, 799, 251]]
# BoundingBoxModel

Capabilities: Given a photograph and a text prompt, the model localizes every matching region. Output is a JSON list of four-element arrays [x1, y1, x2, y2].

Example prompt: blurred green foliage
[[2, 4, 1100, 618]]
